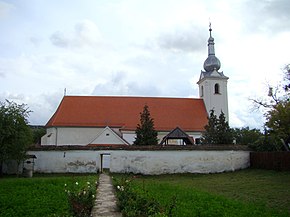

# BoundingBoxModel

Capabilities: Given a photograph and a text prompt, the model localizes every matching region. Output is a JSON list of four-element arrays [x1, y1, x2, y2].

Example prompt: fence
[[250, 152, 290, 171]]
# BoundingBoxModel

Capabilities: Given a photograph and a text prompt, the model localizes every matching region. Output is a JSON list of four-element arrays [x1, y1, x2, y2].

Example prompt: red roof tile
[[46, 96, 208, 131]]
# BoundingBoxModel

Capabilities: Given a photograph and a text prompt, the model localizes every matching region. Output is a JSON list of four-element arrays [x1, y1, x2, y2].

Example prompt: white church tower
[[197, 24, 229, 122]]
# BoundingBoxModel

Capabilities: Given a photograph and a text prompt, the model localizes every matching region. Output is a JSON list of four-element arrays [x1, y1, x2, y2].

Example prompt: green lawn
[[0, 174, 98, 217], [113, 169, 290, 217], [1, 170, 289, 217]]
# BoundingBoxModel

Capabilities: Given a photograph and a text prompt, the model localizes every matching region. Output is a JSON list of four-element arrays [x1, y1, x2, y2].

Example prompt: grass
[[113, 169, 290, 217], [1, 169, 289, 216], [0, 174, 98, 217]]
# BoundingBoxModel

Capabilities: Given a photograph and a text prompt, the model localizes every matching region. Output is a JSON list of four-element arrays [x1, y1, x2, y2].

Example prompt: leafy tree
[[0, 100, 33, 175], [252, 64, 290, 151], [31, 126, 46, 145], [249, 128, 284, 152], [202, 110, 233, 145], [265, 100, 290, 150], [232, 127, 263, 145], [133, 105, 158, 146]]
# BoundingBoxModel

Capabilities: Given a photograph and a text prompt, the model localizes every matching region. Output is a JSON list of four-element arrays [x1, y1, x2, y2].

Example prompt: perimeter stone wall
[[25, 149, 250, 174]]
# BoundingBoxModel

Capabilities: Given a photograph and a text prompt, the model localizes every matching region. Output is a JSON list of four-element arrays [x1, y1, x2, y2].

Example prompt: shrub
[[64, 180, 97, 217], [113, 176, 176, 217]]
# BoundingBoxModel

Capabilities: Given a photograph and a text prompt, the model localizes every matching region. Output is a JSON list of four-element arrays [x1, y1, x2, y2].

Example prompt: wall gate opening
[[100, 153, 111, 173]]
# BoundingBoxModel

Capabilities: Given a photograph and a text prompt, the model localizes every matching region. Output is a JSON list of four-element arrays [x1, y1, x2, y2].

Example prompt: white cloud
[[50, 19, 103, 49], [0, 0, 289, 130], [0, 1, 14, 18], [50, 31, 69, 48], [155, 24, 206, 53], [239, 0, 290, 34]]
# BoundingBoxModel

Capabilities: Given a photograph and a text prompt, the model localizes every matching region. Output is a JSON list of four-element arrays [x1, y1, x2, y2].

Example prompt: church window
[[214, 83, 220, 94], [201, 86, 204, 97]]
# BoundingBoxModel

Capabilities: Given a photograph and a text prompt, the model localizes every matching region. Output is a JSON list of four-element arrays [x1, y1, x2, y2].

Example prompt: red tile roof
[[46, 96, 208, 131]]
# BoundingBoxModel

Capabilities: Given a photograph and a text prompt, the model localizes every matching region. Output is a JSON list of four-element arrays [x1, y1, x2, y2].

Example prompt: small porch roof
[[160, 127, 195, 145]]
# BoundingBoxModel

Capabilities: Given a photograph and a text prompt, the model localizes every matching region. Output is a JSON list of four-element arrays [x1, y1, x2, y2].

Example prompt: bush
[[64, 180, 98, 217], [113, 176, 176, 217]]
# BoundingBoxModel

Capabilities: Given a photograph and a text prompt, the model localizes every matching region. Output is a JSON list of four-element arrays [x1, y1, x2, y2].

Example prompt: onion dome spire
[[203, 23, 221, 72]]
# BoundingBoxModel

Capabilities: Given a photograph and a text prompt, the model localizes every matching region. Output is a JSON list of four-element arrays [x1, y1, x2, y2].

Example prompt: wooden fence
[[250, 152, 290, 171]]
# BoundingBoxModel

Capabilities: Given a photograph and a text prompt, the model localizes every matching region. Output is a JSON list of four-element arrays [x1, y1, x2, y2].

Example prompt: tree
[[133, 105, 158, 146], [265, 100, 290, 150], [249, 128, 283, 151], [216, 111, 234, 144], [0, 100, 33, 175], [201, 109, 218, 144], [252, 64, 290, 151], [202, 110, 233, 145], [282, 64, 290, 92], [31, 126, 46, 145], [232, 127, 263, 145], [252, 64, 289, 110]]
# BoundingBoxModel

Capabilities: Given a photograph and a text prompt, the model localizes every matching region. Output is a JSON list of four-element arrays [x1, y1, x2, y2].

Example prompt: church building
[[41, 26, 229, 146]]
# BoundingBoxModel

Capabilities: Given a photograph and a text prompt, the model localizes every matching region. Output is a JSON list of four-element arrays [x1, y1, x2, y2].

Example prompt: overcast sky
[[0, 0, 289, 129]]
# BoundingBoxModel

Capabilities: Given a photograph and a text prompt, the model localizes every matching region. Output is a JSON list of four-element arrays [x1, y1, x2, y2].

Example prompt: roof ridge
[[63, 95, 203, 101]]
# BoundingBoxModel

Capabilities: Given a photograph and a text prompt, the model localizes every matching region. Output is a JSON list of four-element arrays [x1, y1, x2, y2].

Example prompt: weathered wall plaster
[[27, 150, 99, 173], [110, 150, 250, 174], [27, 150, 250, 174]]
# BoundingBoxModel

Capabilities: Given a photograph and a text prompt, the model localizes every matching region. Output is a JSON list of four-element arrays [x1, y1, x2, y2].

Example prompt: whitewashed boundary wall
[[27, 150, 250, 174], [110, 150, 250, 174], [27, 150, 98, 173]]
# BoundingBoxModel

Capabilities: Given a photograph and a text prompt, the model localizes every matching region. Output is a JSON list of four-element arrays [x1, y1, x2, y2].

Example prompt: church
[[41, 26, 229, 146]]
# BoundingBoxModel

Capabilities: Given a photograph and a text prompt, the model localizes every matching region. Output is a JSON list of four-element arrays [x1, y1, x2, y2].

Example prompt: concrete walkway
[[91, 173, 122, 217]]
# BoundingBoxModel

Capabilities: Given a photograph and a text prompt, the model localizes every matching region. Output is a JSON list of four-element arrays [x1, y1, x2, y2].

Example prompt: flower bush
[[113, 176, 176, 217], [64, 180, 98, 217]]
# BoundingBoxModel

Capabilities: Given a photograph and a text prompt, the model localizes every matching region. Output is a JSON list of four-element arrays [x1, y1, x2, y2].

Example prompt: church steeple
[[197, 24, 229, 122], [203, 23, 221, 72]]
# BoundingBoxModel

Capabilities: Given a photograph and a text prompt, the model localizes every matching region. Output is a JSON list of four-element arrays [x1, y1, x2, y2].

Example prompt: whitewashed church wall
[[41, 127, 107, 145], [122, 133, 136, 145], [188, 132, 203, 138], [27, 150, 249, 174], [41, 128, 56, 145], [41, 128, 203, 146], [91, 127, 126, 145], [123, 132, 169, 145]]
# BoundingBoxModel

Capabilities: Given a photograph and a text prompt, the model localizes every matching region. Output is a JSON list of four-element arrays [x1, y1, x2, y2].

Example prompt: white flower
[[64, 183, 67, 187], [83, 191, 86, 195], [87, 181, 91, 185], [117, 185, 124, 191], [92, 195, 95, 198], [75, 182, 79, 185], [125, 180, 129, 183]]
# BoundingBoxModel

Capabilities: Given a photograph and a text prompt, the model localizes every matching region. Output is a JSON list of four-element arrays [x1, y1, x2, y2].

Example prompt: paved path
[[91, 173, 122, 217]]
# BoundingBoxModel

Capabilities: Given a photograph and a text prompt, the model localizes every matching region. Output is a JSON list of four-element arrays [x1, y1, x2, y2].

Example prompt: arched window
[[214, 83, 220, 94], [201, 86, 204, 97]]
